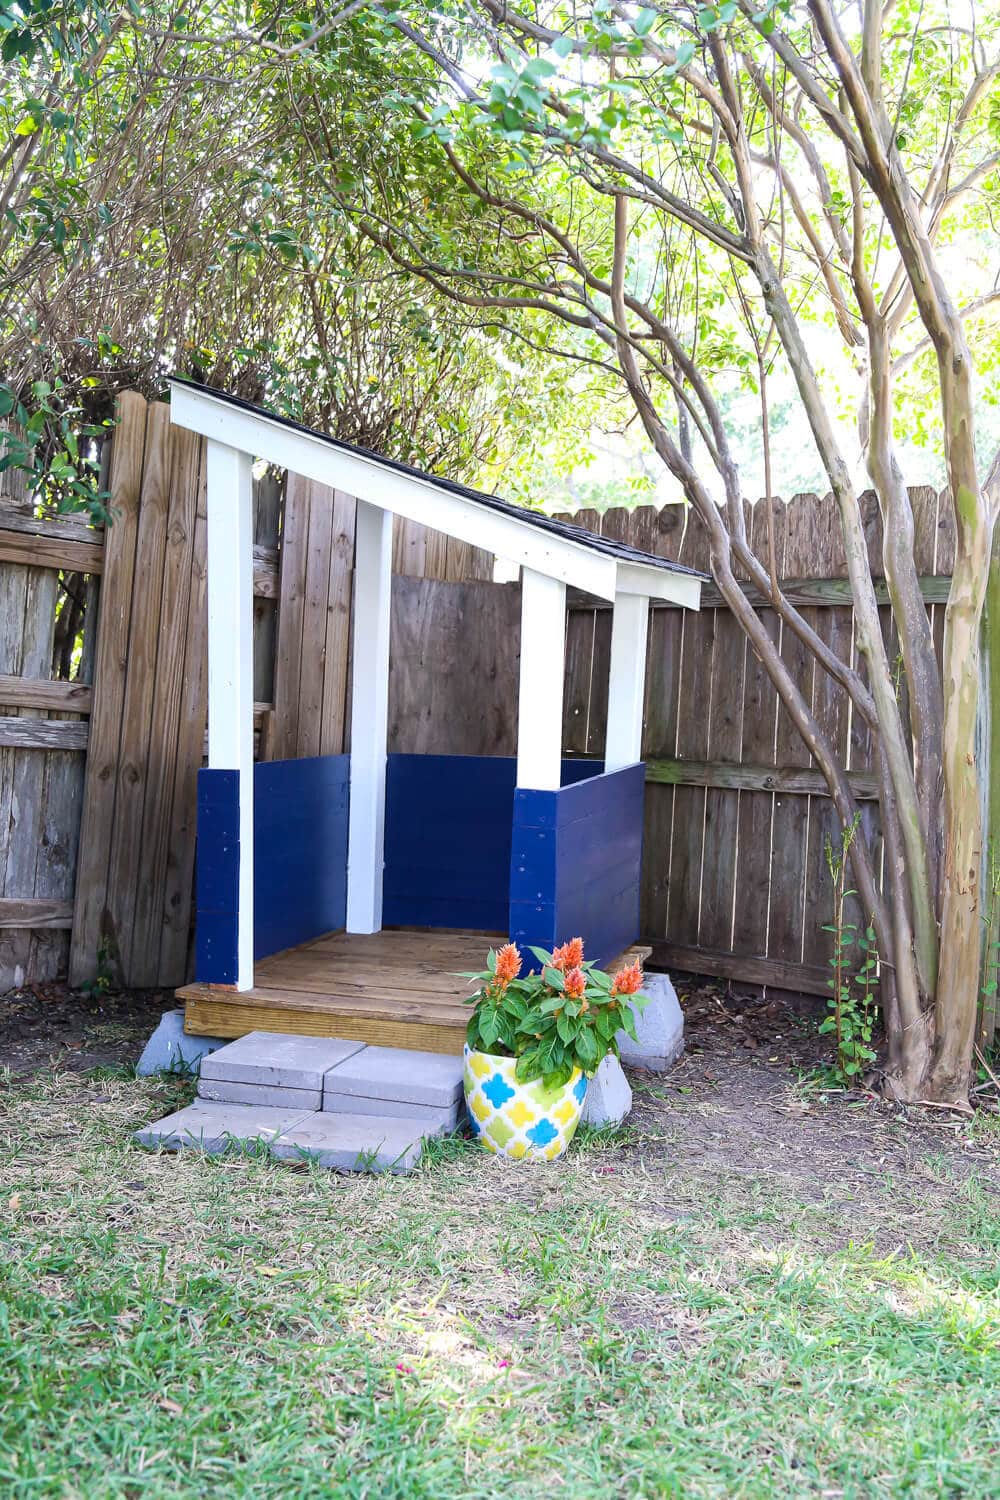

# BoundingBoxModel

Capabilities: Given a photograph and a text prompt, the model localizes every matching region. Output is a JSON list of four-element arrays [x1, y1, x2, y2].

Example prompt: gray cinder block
[[199, 1032, 365, 1091], [323, 1046, 464, 1109], [197, 1078, 322, 1110], [616, 971, 684, 1072], [580, 1054, 633, 1128], [269, 1113, 429, 1174], [133, 1101, 310, 1154], [136, 1009, 226, 1077]]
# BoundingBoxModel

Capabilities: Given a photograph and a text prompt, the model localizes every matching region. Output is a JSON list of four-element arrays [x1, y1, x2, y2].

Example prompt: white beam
[[517, 569, 566, 791], [205, 440, 255, 990], [346, 500, 393, 932], [170, 382, 617, 600], [615, 561, 702, 609], [605, 592, 650, 771]]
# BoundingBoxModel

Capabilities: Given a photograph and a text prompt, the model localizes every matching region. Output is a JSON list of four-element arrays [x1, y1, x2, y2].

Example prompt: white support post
[[205, 439, 255, 990], [517, 568, 567, 790], [605, 590, 650, 771], [346, 499, 393, 932]]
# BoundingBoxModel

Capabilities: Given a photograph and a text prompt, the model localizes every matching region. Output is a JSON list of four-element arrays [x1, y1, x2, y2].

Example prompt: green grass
[[1, 1069, 998, 1498]]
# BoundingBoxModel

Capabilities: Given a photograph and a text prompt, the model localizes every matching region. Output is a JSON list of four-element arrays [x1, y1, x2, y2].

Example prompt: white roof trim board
[[168, 377, 704, 608]]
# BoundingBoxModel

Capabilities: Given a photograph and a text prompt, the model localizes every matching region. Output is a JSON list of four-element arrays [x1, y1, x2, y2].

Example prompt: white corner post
[[605, 590, 650, 771], [205, 439, 256, 990], [347, 499, 393, 932], [517, 568, 567, 790]]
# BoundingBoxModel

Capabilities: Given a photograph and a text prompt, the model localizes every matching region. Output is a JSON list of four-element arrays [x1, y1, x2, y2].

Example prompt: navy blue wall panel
[[509, 762, 645, 966], [383, 754, 516, 931], [195, 769, 240, 984], [195, 755, 350, 982], [382, 755, 607, 932], [253, 755, 350, 960]]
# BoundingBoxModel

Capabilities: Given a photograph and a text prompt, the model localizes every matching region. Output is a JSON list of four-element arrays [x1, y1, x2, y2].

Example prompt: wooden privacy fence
[[0, 392, 959, 1011]]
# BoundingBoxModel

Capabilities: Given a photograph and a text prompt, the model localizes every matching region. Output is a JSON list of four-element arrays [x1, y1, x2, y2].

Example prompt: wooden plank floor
[[179, 930, 652, 1054]]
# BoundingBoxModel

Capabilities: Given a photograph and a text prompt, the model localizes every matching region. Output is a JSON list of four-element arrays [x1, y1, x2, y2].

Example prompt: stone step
[[322, 1090, 459, 1131], [321, 1044, 464, 1110], [134, 1099, 437, 1174], [199, 1032, 364, 1090], [134, 1101, 311, 1155]]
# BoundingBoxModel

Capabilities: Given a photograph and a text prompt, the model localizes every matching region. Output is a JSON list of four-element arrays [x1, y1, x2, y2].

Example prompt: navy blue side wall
[[509, 762, 645, 966], [195, 754, 350, 982], [382, 755, 605, 932], [253, 755, 350, 960]]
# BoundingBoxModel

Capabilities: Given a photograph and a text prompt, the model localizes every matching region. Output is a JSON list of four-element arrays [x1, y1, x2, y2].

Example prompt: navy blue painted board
[[253, 755, 350, 960], [195, 769, 240, 984], [383, 754, 516, 931], [195, 756, 350, 983], [509, 762, 645, 966]]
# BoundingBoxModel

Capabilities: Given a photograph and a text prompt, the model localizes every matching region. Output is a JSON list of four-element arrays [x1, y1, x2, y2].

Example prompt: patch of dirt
[[0, 981, 171, 1076], [618, 975, 1000, 1253]]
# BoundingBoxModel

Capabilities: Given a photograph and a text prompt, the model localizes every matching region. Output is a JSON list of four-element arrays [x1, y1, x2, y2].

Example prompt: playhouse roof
[[168, 376, 704, 607]]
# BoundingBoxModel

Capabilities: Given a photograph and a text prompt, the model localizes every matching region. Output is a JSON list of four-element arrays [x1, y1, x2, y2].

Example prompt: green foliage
[[0, 376, 111, 523], [463, 941, 647, 1088], [822, 817, 879, 1084], [0, 2, 605, 514]]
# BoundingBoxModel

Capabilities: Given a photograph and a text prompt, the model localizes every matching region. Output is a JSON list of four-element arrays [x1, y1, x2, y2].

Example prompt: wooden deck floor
[[179, 930, 650, 1055]]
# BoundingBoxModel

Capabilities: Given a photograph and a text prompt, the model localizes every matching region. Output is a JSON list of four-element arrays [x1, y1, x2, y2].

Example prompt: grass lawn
[[1, 1003, 999, 1499]]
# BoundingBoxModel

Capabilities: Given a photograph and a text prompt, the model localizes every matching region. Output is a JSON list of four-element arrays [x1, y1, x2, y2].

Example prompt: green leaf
[[633, 6, 658, 35]]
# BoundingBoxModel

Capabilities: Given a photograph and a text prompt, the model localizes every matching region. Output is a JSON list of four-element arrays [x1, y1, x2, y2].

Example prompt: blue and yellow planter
[[463, 1045, 588, 1161]]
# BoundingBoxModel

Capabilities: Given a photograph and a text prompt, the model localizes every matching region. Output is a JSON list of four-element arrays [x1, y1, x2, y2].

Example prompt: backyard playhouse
[[142, 379, 702, 1162]]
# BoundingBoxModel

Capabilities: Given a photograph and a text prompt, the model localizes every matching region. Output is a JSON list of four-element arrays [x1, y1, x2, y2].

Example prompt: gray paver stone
[[322, 1090, 458, 1132], [136, 1009, 226, 1077], [324, 1045, 464, 1108], [197, 1078, 322, 1110], [580, 1054, 633, 1127], [199, 1032, 365, 1090], [133, 1102, 310, 1155], [616, 971, 684, 1071], [269, 1113, 429, 1174]]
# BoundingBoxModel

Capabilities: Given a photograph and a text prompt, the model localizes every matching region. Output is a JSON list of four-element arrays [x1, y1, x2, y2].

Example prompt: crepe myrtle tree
[[317, 0, 1000, 1104]]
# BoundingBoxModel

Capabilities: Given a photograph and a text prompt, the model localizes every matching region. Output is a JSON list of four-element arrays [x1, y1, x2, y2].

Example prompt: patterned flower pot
[[463, 1045, 588, 1161]]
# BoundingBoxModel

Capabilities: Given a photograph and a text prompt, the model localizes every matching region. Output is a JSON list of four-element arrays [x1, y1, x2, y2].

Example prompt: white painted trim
[[605, 592, 649, 772], [170, 382, 617, 600], [346, 500, 393, 933], [205, 440, 255, 990], [615, 561, 702, 609], [517, 569, 566, 791]]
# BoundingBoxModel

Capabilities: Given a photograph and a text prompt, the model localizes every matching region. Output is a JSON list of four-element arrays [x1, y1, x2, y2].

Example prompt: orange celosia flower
[[563, 966, 586, 999], [611, 960, 643, 996], [494, 942, 522, 984], [551, 936, 584, 971]]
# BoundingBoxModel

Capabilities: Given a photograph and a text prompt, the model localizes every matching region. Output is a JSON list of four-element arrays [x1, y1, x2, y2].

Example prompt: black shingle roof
[[169, 377, 705, 581]]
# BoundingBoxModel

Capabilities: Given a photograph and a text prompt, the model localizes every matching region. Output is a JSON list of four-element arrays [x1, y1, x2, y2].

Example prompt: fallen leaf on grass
[[155, 1397, 183, 1415], [8, 1193, 21, 1212]]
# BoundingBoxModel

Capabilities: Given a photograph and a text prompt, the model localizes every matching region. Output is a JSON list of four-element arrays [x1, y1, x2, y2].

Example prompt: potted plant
[[462, 938, 647, 1161]]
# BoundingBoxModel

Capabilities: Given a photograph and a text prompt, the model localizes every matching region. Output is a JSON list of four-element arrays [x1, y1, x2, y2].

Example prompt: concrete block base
[[136, 1009, 226, 1078], [580, 1054, 633, 1128], [617, 971, 684, 1072]]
